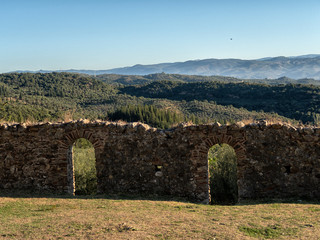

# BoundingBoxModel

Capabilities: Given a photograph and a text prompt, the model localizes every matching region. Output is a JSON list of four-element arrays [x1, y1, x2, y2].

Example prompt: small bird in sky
[[230, 38, 233, 40]]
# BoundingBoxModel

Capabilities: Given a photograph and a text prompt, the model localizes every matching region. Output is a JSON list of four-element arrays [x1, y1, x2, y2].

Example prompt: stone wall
[[0, 120, 320, 203]]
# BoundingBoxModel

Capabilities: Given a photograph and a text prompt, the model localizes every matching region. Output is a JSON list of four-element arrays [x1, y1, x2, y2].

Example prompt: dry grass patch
[[0, 196, 320, 239]]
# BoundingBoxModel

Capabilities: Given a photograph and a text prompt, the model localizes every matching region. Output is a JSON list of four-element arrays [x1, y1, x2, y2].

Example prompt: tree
[[208, 144, 238, 204], [73, 138, 97, 195]]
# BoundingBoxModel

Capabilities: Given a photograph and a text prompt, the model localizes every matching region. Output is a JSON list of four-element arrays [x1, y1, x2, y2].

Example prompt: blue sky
[[1, 0, 319, 72]]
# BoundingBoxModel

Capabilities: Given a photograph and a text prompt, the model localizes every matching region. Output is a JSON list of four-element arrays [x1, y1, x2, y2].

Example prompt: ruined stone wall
[[188, 122, 320, 201], [241, 123, 320, 200], [0, 120, 320, 203]]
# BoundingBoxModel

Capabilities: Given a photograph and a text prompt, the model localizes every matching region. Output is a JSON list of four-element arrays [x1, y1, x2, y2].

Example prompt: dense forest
[[1, 72, 320, 128], [96, 72, 320, 86], [121, 81, 320, 123]]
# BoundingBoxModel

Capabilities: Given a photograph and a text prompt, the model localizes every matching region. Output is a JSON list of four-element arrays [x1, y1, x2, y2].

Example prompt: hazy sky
[[1, 0, 319, 72]]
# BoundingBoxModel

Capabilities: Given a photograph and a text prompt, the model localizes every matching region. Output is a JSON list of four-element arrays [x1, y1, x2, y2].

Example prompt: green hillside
[[2, 72, 320, 127], [121, 81, 320, 123], [96, 73, 320, 86]]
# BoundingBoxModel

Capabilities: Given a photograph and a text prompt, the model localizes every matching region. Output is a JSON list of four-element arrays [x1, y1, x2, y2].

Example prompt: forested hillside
[[1, 72, 320, 128], [0, 72, 116, 122], [121, 81, 320, 123], [96, 72, 320, 86]]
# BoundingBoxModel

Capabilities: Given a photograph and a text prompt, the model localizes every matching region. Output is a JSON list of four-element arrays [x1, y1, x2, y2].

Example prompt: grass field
[[0, 195, 319, 239]]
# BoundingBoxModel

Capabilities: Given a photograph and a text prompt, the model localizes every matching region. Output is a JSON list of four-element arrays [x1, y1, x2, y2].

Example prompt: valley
[[1, 72, 320, 127]]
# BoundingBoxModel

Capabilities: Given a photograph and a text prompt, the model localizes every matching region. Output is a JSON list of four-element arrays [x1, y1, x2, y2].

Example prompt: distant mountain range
[[11, 54, 320, 80]]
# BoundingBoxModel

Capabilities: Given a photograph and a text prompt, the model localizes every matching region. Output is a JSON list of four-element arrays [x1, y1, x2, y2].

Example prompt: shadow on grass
[[0, 189, 190, 203], [1, 189, 319, 205], [237, 197, 320, 206]]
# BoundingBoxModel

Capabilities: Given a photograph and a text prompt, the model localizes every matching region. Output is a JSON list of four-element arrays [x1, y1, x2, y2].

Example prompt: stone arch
[[202, 133, 247, 161], [190, 132, 247, 203], [59, 129, 103, 194], [60, 129, 102, 150]]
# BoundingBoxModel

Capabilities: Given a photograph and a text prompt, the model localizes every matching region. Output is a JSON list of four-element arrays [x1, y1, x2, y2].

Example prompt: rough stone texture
[[1, 120, 320, 203]]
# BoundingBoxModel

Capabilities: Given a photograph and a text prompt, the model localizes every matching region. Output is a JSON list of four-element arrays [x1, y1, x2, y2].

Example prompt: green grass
[[0, 196, 319, 239], [238, 224, 298, 239]]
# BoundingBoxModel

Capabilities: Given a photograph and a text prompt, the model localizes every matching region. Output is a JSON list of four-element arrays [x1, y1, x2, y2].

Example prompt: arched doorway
[[190, 132, 246, 203], [208, 143, 238, 204], [72, 138, 97, 195]]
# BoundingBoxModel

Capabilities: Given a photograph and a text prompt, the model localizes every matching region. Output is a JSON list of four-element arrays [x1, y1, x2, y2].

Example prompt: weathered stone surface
[[0, 121, 320, 203]]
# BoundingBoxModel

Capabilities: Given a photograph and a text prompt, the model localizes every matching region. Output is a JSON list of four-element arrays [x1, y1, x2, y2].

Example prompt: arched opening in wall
[[72, 138, 97, 195], [208, 143, 238, 205]]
